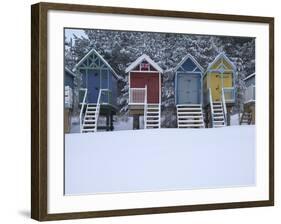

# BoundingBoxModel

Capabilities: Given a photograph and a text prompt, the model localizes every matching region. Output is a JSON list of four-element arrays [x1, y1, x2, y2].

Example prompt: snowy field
[[65, 126, 256, 195]]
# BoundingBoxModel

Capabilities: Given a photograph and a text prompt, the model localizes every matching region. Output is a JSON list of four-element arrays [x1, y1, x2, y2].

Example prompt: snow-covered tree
[[65, 29, 255, 126]]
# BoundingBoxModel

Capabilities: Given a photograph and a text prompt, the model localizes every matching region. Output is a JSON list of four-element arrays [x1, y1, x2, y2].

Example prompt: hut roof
[[243, 73, 255, 81], [73, 48, 121, 80], [65, 67, 76, 77], [125, 54, 163, 73], [203, 52, 236, 78], [206, 52, 236, 71], [174, 53, 204, 72]]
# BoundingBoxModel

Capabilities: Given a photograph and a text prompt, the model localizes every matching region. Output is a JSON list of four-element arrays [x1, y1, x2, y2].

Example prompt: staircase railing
[[95, 89, 111, 132], [99, 89, 112, 105], [129, 88, 146, 104], [222, 87, 235, 103], [143, 85, 148, 129], [79, 88, 88, 133], [221, 88, 227, 126], [209, 88, 214, 127], [158, 102, 161, 128]]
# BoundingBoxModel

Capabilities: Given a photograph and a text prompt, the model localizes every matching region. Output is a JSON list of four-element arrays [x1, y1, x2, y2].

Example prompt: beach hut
[[203, 53, 236, 127], [240, 73, 255, 124], [64, 67, 76, 133], [126, 54, 163, 129], [73, 48, 121, 133], [174, 54, 205, 128]]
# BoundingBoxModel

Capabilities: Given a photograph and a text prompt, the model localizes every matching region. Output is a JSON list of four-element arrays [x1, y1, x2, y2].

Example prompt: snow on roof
[[65, 67, 76, 77], [243, 73, 255, 81], [207, 52, 236, 71], [73, 48, 121, 80], [174, 53, 204, 72], [203, 52, 236, 78], [125, 54, 163, 73]]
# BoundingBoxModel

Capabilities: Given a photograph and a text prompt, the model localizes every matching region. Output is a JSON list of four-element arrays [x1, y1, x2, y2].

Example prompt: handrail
[[99, 88, 112, 104], [144, 85, 148, 129], [79, 88, 88, 133], [158, 101, 161, 128], [95, 90, 102, 132], [222, 87, 235, 103], [129, 87, 146, 104], [209, 88, 214, 127], [221, 88, 227, 125], [95, 89, 111, 132]]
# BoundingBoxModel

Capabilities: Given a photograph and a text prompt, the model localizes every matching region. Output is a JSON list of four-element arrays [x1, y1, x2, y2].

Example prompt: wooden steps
[[240, 112, 252, 125], [81, 104, 99, 133], [176, 104, 205, 128], [211, 101, 226, 128], [145, 104, 161, 129]]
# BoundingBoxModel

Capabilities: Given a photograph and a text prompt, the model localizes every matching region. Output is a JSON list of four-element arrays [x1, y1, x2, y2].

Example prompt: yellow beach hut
[[203, 53, 236, 127]]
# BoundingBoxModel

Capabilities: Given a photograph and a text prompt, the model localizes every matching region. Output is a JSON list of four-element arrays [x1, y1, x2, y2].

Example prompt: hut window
[[140, 62, 150, 71]]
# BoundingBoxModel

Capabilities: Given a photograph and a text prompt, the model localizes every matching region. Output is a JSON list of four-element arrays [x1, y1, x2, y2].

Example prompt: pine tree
[[65, 29, 255, 127]]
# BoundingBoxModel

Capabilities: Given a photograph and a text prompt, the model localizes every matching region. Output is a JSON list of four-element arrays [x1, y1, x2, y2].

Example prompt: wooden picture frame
[[31, 2, 274, 221]]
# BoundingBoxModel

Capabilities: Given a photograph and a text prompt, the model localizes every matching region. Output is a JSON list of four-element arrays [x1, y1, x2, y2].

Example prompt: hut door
[[211, 73, 222, 101], [87, 70, 100, 103], [178, 74, 200, 104], [186, 75, 200, 104], [146, 74, 159, 103]]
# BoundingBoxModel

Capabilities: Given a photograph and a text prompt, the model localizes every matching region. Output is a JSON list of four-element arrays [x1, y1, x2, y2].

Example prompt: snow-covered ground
[[113, 116, 133, 131], [65, 126, 256, 195]]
